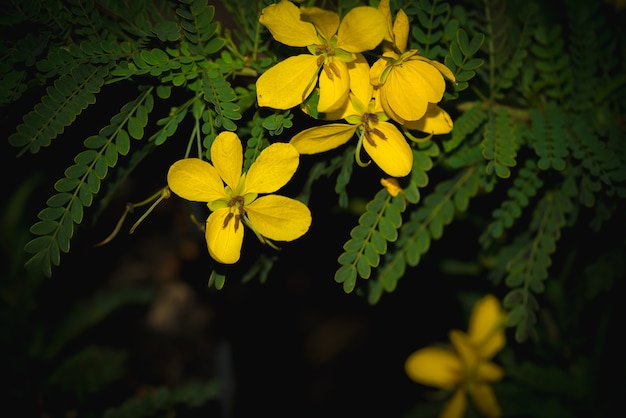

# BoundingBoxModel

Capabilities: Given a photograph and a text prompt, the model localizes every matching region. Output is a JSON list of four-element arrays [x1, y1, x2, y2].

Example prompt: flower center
[[222, 195, 246, 231], [361, 112, 386, 146]]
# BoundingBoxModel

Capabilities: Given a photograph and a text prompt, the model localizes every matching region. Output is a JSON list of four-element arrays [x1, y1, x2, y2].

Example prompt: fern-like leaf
[[497, 189, 573, 342], [481, 106, 518, 178], [530, 103, 569, 171], [335, 188, 406, 294], [9, 64, 109, 155], [23, 89, 154, 277], [479, 159, 544, 248], [367, 167, 481, 304]]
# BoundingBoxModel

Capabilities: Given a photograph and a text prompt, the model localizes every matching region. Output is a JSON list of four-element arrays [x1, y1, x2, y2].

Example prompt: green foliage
[[367, 167, 482, 304], [481, 105, 518, 178], [335, 187, 407, 293], [24, 89, 154, 278], [9, 64, 109, 155], [2, 0, 626, 416]]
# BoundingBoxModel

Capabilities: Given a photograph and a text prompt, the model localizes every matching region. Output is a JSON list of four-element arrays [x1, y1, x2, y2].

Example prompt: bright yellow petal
[[384, 59, 445, 120], [403, 104, 454, 135], [259, 0, 319, 47], [290, 123, 357, 154], [468, 294, 507, 359], [318, 59, 351, 114], [470, 383, 502, 418], [167, 158, 225, 203], [336, 6, 387, 52], [210, 132, 242, 192], [376, 0, 394, 43], [246, 195, 312, 241], [300, 6, 339, 42], [205, 209, 244, 264], [244, 143, 300, 195], [369, 57, 387, 87], [348, 53, 374, 108], [362, 121, 413, 177], [441, 388, 468, 418], [256, 55, 320, 110], [414, 55, 456, 83], [392, 9, 410, 53], [404, 346, 462, 390]]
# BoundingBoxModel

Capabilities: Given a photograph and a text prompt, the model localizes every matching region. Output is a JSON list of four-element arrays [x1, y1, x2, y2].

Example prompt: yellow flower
[[167, 132, 312, 264], [256, 0, 386, 113], [405, 294, 507, 418], [380, 177, 403, 197], [289, 54, 413, 178], [370, 0, 455, 124]]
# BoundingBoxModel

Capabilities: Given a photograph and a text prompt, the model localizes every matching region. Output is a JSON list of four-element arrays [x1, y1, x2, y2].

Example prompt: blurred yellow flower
[[370, 0, 455, 125], [256, 0, 386, 113], [405, 294, 507, 418], [167, 132, 311, 264], [289, 55, 413, 178]]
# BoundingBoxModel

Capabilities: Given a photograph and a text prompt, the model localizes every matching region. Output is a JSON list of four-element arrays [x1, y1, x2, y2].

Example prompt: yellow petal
[[369, 57, 387, 87], [392, 9, 410, 53], [167, 158, 225, 203], [468, 294, 507, 359], [290, 123, 357, 154], [205, 209, 244, 264], [470, 383, 502, 418], [210, 132, 243, 192], [245, 143, 300, 194], [256, 55, 320, 110], [246, 195, 312, 241], [300, 6, 339, 42], [348, 53, 374, 108], [384, 59, 445, 120], [380, 177, 403, 197], [441, 388, 468, 418], [449, 329, 480, 372], [414, 55, 456, 83], [336, 6, 387, 52], [404, 346, 462, 390], [259, 0, 319, 47], [318, 59, 351, 114], [362, 121, 413, 177], [477, 361, 505, 383], [403, 104, 454, 135], [376, 0, 394, 43]]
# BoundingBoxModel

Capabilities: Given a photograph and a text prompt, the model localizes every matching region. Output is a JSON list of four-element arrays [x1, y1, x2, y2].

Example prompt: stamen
[[328, 61, 341, 78], [323, 64, 334, 80], [361, 113, 386, 146], [222, 212, 234, 228]]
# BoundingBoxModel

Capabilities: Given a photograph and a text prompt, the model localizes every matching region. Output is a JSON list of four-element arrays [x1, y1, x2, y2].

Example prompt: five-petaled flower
[[256, 0, 386, 114], [167, 132, 312, 264], [370, 0, 455, 130], [405, 294, 507, 418], [289, 54, 413, 177]]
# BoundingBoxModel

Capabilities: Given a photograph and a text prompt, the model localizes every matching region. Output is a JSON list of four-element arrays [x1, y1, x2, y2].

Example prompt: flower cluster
[[166, 0, 456, 265], [405, 294, 507, 418], [257, 0, 455, 178]]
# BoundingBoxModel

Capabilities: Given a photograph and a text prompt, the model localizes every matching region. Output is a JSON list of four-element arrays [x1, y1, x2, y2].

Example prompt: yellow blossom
[[256, 0, 386, 113], [289, 54, 413, 178], [380, 177, 403, 197], [167, 132, 312, 264], [370, 0, 455, 124], [405, 294, 507, 418]]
